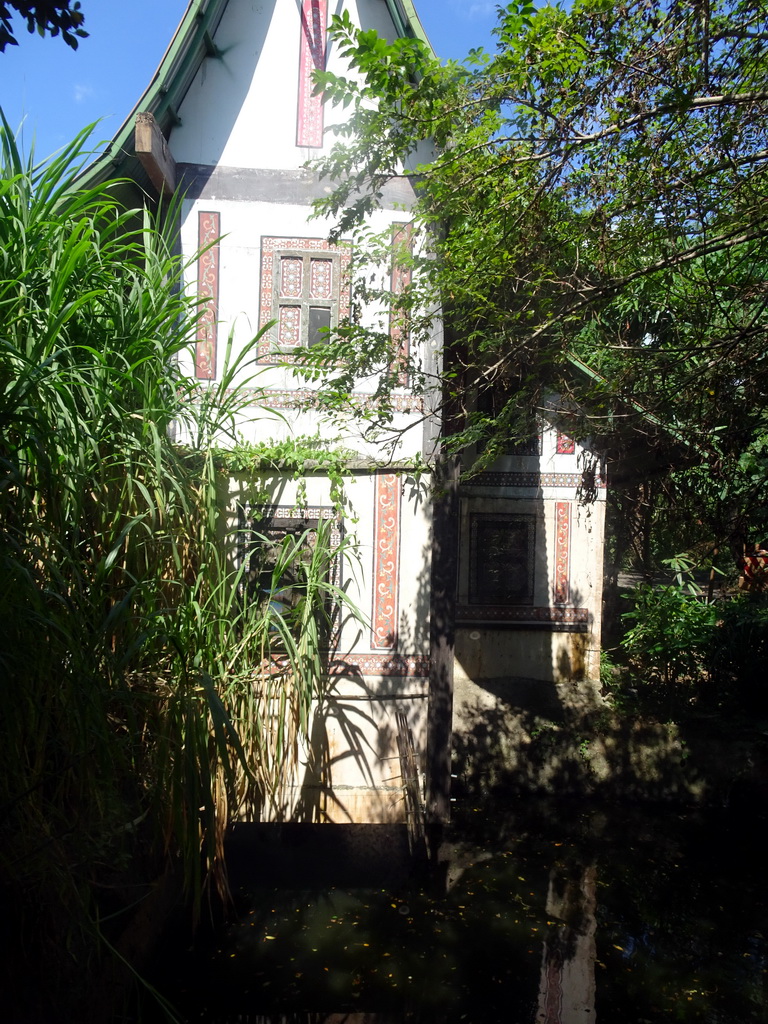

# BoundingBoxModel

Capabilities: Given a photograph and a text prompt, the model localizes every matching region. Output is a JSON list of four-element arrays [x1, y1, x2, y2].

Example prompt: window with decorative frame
[[258, 237, 351, 362], [468, 512, 536, 606], [237, 503, 344, 648]]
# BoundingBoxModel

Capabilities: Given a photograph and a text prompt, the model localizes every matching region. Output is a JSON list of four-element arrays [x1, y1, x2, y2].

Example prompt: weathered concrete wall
[[252, 679, 429, 824]]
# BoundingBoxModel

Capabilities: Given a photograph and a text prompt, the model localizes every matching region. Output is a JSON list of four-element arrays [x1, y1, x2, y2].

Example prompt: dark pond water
[[156, 799, 768, 1023]]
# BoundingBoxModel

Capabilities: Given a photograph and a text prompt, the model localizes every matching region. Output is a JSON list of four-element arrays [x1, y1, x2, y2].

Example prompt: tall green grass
[[0, 118, 359, 1018]]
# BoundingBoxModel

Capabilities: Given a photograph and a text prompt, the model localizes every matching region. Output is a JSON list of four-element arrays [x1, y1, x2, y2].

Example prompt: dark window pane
[[308, 305, 331, 346], [469, 514, 535, 604]]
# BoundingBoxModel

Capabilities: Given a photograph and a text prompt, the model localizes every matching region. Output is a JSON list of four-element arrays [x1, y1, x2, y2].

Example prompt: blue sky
[[0, 1, 500, 163]]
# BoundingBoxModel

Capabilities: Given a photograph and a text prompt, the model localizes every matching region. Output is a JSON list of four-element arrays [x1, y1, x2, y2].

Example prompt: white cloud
[[73, 83, 94, 103], [445, 1, 496, 23]]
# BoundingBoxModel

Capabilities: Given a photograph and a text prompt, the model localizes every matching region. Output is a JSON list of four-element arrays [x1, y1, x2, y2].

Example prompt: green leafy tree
[[0, 0, 87, 51], [303, 0, 768, 562]]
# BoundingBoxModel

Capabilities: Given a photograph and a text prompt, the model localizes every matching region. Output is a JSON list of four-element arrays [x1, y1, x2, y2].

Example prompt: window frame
[[467, 512, 537, 607], [258, 236, 352, 363], [237, 503, 344, 648]]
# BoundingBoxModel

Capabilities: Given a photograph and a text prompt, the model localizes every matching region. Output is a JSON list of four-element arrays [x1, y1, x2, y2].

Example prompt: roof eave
[[78, 0, 230, 190], [384, 0, 435, 56]]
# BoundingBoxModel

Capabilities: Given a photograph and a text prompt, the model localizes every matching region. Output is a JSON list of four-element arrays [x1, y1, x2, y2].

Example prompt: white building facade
[[91, 0, 606, 823]]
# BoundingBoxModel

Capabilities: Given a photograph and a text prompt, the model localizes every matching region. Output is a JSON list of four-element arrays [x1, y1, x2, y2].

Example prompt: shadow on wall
[[449, 677, 762, 804], [455, 583, 592, 686], [291, 666, 377, 824], [171, 0, 278, 174], [288, 484, 434, 825], [224, 470, 435, 826]]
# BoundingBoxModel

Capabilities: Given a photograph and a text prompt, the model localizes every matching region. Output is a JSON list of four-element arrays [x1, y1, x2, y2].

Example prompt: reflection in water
[[537, 861, 596, 1024], [155, 805, 768, 1024]]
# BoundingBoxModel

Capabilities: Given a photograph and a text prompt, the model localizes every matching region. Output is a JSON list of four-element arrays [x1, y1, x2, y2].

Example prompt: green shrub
[[621, 582, 716, 686], [621, 572, 768, 716]]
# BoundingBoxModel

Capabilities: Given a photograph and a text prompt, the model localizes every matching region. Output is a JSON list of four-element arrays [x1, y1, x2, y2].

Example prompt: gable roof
[[82, 0, 433, 199]]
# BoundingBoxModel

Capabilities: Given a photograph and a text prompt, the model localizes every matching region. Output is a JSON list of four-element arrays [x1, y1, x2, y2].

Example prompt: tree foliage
[[304, 0, 768, 561], [0, 0, 87, 51]]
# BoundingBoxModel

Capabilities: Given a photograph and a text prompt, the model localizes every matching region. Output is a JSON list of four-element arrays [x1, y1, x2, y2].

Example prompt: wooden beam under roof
[[135, 112, 177, 197]]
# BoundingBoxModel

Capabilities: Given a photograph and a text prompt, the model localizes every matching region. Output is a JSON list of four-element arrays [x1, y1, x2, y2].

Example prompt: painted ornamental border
[[195, 211, 220, 379], [297, 0, 328, 147], [371, 473, 401, 650]]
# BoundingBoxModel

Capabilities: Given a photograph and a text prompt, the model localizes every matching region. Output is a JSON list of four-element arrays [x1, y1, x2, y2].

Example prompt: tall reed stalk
[[0, 117, 360, 1020]]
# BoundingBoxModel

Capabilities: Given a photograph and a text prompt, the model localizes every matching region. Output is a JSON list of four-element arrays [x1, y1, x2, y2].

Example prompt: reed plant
[[0, 117, 360, 1019]]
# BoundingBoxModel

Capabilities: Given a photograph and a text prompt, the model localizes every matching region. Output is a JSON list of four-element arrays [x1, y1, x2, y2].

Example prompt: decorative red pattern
[[540, 956, 564, 1023], [221, 387, 424, 413], [556, 432, 576, 455], [310, 258, 332, 298], [297, 0, 327, 147], [329, 654, 430, 678], [258, 236, 351, 362], [554, 501, 570, 604], [278, 305, 301, 347], [390, 223, 412, 385], [467, 472, 606, 489], [279, 256, 303, 298], [195, 211, 220, 379], [372, 473, 401, 649]]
